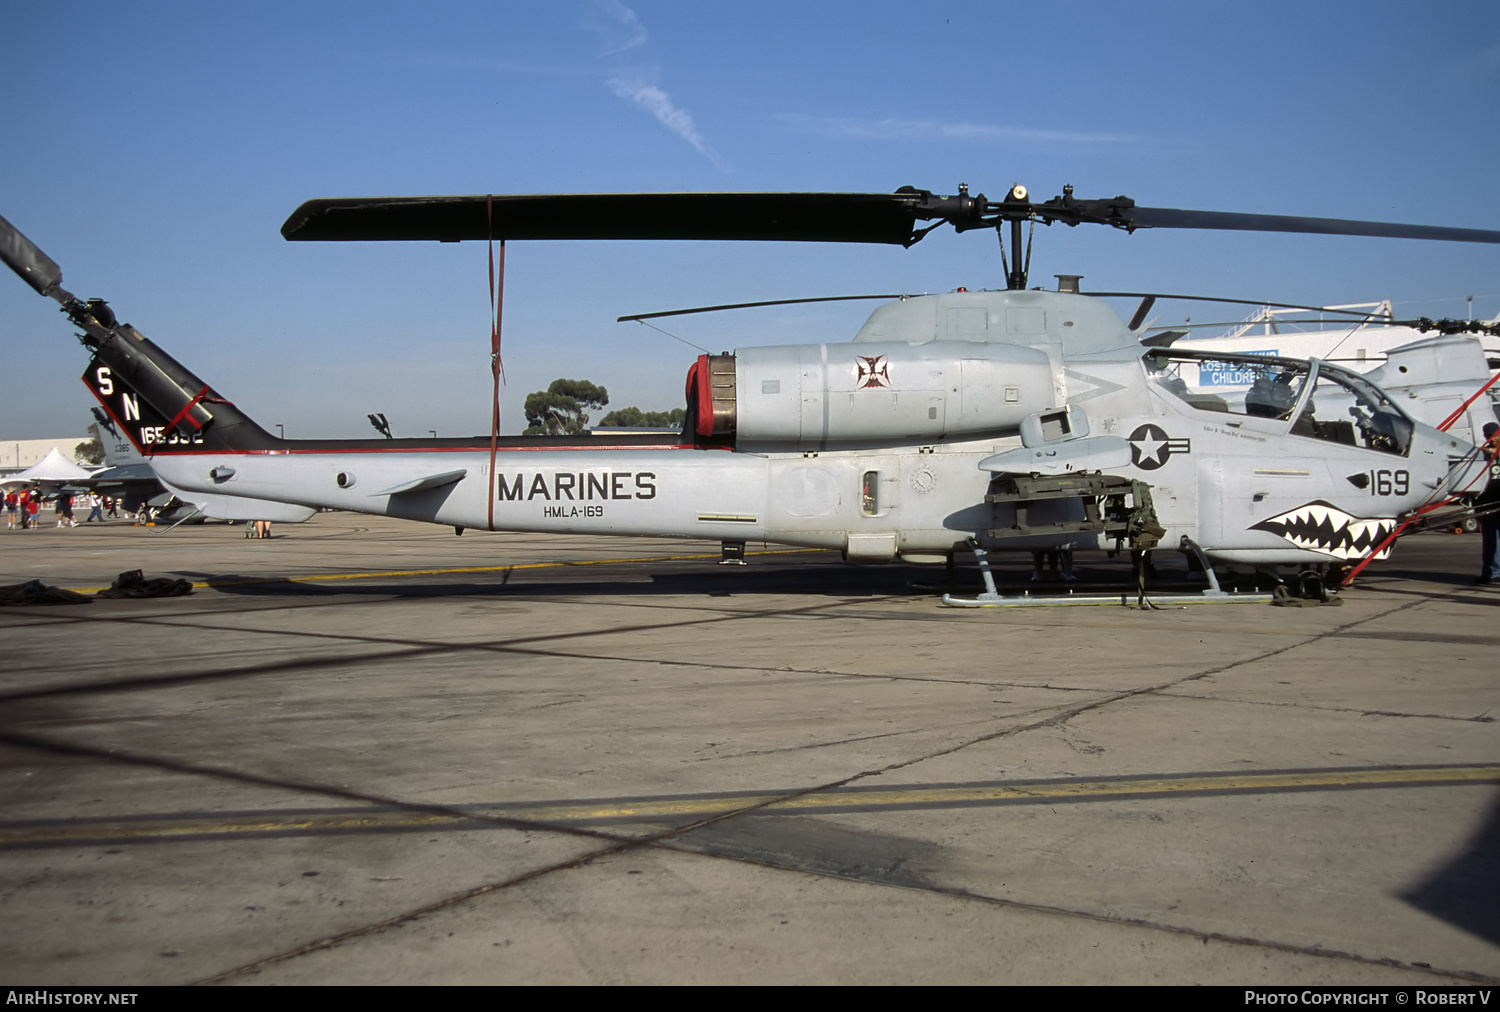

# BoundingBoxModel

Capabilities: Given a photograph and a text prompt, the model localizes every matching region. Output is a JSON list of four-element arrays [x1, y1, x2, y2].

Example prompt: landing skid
[[939, 537, 1273, 608]]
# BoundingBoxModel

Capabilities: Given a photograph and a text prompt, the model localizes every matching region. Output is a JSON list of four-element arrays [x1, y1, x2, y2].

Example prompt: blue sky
[[2, 0, 1498, 439]]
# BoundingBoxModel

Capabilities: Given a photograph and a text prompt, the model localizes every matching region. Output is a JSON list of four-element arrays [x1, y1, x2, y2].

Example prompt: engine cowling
[[686, 342, 1054, 448]]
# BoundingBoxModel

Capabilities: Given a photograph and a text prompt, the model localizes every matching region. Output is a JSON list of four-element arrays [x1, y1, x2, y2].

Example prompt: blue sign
[[1199, 350, 1278, 387]]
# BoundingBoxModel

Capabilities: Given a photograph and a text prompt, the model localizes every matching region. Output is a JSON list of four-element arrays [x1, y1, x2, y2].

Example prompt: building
[[0, 437, 92, 480]]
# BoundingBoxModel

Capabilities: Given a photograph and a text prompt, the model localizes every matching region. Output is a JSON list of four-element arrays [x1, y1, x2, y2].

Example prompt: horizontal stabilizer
[[373, 469, 467, 496], [87, 463, 158, 484], [158, 478, 317, 523]]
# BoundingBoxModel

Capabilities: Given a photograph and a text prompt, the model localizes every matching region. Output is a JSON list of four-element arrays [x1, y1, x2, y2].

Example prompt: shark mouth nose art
[[1250, 500, 1396, 560]]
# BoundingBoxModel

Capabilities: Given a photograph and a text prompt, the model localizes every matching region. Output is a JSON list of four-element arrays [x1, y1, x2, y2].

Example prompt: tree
[[598, 407, 687, 428], [74, 422, 104, 465], [523, 379, 609, 435]]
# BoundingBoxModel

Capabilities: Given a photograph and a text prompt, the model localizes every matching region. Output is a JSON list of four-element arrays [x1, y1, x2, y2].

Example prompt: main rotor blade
[[283, 188, 1500, 247], [624, 291, 1391, 324], [1084, 292, 1391, 316], [1109, 206, 1500, 245], [0, 213, 65, 298], [282, 193, 925, 244], [619, 293, 912, 322]]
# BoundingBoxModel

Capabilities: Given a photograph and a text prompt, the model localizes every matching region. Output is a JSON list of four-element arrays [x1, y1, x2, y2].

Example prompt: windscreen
[[1146, 351, 1412, 456]]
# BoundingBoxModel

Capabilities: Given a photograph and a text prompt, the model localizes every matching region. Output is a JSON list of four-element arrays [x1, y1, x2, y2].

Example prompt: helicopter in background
[[3, 184, 1498, 601], [1140, 296, 1500, 445]]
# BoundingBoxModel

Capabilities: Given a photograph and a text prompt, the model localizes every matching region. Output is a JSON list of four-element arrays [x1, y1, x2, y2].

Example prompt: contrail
[[608, 71, 718, 164]]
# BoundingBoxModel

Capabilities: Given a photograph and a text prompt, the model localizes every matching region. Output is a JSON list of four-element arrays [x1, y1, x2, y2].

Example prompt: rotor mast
[[1003, 184, 1029, 290], [943, 182, 1036, 290]]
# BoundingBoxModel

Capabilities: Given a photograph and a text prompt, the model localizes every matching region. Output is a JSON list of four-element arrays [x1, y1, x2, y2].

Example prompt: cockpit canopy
[[1145, 349, 1415, 457]]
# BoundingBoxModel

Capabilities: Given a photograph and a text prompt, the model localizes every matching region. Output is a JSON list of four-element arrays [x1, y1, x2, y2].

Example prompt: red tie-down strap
[[163, 386, 226, 434], [1437, 369, 1500, 432], [486, 196, 505, 531]]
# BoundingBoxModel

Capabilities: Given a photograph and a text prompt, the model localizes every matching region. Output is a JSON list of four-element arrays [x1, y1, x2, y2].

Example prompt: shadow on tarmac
[[189, 563, 922, 600], [1403, 792, 1500, 945], [181, 557, 1229, 604]]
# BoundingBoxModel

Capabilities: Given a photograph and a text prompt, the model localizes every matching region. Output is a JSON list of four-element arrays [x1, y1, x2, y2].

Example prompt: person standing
[[86, 493, 103, 523], [1476, 421, 1500, 585], [25, 494, 39, 530], [1030, 547, 1077, 583], [56, 493, 76, 528], [4, 489, 16, 529]]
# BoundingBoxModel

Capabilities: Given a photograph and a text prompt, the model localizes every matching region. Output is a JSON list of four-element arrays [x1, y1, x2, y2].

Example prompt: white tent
[[15, 447, 93, 483]]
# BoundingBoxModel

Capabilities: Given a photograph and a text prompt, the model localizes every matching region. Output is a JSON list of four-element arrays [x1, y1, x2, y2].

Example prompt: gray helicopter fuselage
[[10, 188, 1497, 577], [141, 289, 1482, 567]]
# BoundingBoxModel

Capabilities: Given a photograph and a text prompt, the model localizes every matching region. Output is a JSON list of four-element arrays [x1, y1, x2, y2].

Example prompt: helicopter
[[3, 184, 1499, 602]]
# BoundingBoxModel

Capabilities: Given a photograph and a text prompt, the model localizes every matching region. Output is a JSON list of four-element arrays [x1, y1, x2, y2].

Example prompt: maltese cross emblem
[[856, 355, 891, 389]]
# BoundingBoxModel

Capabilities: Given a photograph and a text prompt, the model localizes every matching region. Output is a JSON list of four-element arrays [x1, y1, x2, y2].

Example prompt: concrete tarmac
[[1, 513, 1497, 985]]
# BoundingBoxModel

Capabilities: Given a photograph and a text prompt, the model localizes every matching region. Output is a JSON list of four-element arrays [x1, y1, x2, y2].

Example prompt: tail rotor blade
[[0, 213, 67, 299]]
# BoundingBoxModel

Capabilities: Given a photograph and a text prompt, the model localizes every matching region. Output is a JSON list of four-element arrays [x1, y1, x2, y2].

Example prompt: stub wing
[[979, 436, 1132, 476]]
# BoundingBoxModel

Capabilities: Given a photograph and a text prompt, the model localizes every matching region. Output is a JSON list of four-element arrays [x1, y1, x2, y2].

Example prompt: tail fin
[[90, 406, 146, 466], [1, 210, 277, 455], [80, 324, 278, 454]]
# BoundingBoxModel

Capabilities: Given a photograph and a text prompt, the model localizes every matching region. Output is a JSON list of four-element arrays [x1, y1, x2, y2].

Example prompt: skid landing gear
[[940, 536, 1272, 608]]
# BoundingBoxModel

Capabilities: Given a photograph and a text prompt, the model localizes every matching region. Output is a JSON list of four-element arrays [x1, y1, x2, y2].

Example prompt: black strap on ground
[[0, 580, 92, 606], [94, 570, 194, 599]]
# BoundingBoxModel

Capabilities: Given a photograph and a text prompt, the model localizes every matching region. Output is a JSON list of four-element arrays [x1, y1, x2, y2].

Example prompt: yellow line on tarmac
[[5, 765, 1496, 847], [0, 812, 466, 847], [497, 765, 1500, 821], [65, 548, 826, 594], [764, 765, 1500, 811]]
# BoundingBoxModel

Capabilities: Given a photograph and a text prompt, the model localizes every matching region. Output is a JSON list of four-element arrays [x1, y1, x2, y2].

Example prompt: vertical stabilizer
[[80, 326, 279, 454]]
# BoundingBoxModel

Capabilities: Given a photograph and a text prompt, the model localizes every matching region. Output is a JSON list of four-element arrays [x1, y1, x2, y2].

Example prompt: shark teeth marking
[[1250, 500, 1396, 560]]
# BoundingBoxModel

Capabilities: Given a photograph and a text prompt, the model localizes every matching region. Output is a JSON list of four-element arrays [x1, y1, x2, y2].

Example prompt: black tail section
[[8, 210, 689, 458], [2, 211, 278, 455], [83, 358, 187, 453], [79, 325, 279, 455]]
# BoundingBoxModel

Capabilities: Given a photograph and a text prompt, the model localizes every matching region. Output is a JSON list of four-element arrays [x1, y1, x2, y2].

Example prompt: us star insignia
[[1128, 423, 1191, 470]]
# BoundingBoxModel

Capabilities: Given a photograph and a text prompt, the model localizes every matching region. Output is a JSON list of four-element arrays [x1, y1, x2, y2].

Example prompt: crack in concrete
[[1150, 688, 1497, 723], [0, 595, 886, 703], [660, 844, 1499, 985], [3, 573, 1489, 984]]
